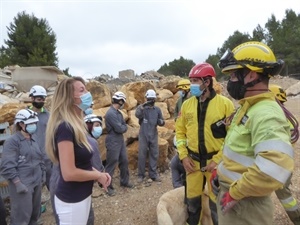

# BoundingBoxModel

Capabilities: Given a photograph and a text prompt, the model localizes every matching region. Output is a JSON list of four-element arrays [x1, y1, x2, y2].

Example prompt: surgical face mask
[[190, 84, 204, 97], [92, 126, 102, 139], [78, 92, 93, 111], [84, 107, 93, 115], [227, 80, 247, 100], [26, 123, 37, 134], [32, 101, 44, 109], [178, 90, 185, 97]]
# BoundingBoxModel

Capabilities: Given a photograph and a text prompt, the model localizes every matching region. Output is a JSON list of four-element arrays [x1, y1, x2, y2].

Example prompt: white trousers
[[54, 195, 91, 225]]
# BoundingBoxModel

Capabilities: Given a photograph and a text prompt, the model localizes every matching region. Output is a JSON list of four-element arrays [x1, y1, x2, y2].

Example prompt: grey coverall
[[105, 106, 130, 187], [0, 132, 44, 225], [135, 105, 165, 179], [170, 153, 185, 188], [49, 135, 104, 225], [29, 106, 51, 189]]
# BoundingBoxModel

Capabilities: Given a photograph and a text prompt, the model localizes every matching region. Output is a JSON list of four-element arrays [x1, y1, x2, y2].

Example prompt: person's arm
[[135, 105, 144, 119], [0, 137, 20, 181], [58, 141, 101, 182], [157, 108, 165, 126], [106, 110, 127, 134]]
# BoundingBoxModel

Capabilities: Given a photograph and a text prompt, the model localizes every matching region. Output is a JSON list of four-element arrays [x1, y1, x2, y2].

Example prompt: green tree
[[158, 56, 195, 77], [265, 10, 300, 75], [2, 11, 58, 67], [62, 67, 72, 77]]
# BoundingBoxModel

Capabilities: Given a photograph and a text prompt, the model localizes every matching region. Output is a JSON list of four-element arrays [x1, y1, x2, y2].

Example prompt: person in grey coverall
[[0, 109, 45, 225], [105, 91, 133, 196], [135, 89, 165, 182]]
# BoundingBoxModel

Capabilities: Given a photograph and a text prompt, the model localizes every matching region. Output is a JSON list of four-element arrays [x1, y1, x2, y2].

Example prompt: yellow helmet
[[176, 79, 191, 90], [269, 84, 287, 103], [218, 41, 284, 76]]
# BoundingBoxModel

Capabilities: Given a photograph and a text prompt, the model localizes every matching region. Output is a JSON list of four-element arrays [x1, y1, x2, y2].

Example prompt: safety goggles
[[218, 49, 237, 70]]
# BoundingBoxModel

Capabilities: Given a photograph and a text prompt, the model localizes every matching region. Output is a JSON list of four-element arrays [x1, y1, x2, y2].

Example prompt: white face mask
[[178, 90, 185, 97], [92, 127, 102, 139], [26, 123, 37, 134]]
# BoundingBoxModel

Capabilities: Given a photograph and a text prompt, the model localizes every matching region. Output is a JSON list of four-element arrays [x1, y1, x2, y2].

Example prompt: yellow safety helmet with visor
[[218, 41, 284, 76]]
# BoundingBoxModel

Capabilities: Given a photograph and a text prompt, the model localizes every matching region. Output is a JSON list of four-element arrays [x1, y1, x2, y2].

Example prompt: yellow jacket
[[176, 91, 235, 165], [218, 92, 294, 200]]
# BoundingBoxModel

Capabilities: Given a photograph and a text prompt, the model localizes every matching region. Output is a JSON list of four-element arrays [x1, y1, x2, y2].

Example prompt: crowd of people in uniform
[[0, 41, 299, 225]]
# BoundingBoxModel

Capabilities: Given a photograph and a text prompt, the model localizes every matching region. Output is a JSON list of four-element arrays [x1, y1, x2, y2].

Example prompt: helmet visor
[[218, 49, 237, 70]]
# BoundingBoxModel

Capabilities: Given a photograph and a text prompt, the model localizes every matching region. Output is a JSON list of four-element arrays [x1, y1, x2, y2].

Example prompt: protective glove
[[210, 169, 219, 196], [158, 119, 164, 125], [13, 178, 28, 194], [221, 191, 238, 215]]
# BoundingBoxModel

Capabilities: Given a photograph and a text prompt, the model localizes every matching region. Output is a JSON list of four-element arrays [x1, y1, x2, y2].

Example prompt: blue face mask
[[178, 90, 185, 97], [26, 123, 37, 134], [78, 92, 93, 111], [92, 126, 102, 139], [84, 107, 93, 115], [190, 84, 204, 97]]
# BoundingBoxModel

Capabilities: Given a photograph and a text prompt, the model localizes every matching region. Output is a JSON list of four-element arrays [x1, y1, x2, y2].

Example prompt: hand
[[97, 172, 111, 191], [14, 181, 28, 194], [221, 191, 238, 215], [210, 169, 219, 196], [205, 161, 217, 173], [182, 157, 195, 174], [158, 119, 164, 125]]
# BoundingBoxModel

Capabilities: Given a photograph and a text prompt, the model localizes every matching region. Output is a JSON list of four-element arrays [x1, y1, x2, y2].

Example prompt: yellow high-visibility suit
[[176, 90, 234, 225], [217, 92, 294, 225]]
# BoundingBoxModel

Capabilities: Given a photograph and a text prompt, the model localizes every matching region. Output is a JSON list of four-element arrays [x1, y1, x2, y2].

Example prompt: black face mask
[[227, 80, 247, 100], [147, 99, 155, 106], [32, 101, 44, 109]]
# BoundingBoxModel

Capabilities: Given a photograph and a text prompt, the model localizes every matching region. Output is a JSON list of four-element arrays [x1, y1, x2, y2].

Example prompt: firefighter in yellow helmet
[[174, 79, 191, 120], [175, 63, 234, 225], [214, 41, 294, 225], [269, 84, 300, 225]]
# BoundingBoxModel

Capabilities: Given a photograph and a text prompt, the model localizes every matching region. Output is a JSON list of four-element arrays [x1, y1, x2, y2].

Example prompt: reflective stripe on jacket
[[218, 92, 294, 200]]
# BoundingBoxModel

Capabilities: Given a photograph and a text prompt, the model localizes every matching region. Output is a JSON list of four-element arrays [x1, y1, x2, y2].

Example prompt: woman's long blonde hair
[[46, 77, 92, 163]]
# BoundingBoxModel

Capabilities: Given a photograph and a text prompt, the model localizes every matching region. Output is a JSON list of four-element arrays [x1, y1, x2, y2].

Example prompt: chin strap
[[246, 89, 269, 92], [243, 78, 262, 89]]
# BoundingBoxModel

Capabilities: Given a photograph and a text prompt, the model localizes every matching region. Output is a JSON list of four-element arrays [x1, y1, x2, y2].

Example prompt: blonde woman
[[46, 77, 111, 225]]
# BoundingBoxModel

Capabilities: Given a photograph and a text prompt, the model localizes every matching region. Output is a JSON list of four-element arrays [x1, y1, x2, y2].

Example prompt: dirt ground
[[38, 78, 300, 225]]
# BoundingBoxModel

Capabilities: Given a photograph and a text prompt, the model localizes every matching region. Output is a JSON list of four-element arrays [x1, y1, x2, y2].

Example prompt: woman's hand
[[97, 172, 111, 191]]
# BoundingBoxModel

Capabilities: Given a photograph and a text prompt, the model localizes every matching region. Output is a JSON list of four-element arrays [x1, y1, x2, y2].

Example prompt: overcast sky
[[1, 0, 300, 79]]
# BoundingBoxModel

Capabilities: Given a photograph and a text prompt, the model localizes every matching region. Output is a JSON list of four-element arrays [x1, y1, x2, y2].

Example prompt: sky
[[1, 0, 300, 79]]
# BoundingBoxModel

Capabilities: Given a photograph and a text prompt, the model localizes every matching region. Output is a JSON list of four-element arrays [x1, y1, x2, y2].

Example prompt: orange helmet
[[189, 63, 216, 78]]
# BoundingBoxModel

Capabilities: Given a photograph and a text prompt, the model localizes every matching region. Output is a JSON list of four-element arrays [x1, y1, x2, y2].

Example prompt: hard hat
[[84, 114, 103, 126], [14, 109, 39, 124], [112, 91, 126, 102], [29, 85, 47, 97], [176, 79, 191, 90], [145, 89, 157, 99], [269, 84, 287, 103], [218, 41, 284, 76], [189, 63, 216, 79]]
